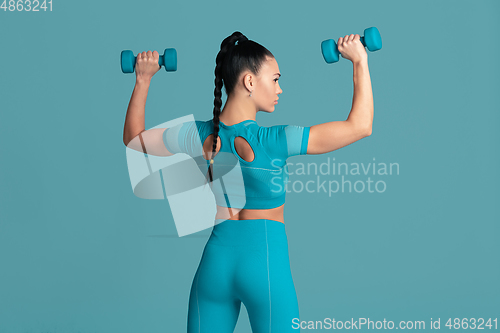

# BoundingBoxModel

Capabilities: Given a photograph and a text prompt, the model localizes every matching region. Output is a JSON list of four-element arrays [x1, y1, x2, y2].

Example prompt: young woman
[[123, 31, 373, 333]]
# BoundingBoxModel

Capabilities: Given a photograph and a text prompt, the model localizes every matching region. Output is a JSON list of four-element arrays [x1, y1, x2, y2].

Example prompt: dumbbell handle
[[337, 36, 367, 49], [359, 36, 366, 47], [121, 48, 177, 73], [134, 54, 167, 67], [329, 36, 368, 55]]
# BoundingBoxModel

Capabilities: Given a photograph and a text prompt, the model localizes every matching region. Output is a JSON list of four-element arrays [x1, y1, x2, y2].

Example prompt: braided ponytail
[[204, 31, 274, 186]]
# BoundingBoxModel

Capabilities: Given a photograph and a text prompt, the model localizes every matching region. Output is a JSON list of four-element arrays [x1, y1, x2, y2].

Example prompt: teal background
[[1, 0, 499, 332]]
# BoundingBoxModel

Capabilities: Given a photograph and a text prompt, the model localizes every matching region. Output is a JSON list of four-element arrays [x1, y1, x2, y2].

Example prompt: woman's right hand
[[337, 34, 367, 64], [135, 50, 161, 82]]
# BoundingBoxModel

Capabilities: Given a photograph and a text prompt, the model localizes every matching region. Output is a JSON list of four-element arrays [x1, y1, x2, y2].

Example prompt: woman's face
[[253, 57, 282, 112]]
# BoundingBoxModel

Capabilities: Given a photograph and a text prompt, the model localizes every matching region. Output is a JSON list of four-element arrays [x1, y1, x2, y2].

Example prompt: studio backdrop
[[0, 0, 498, 332]]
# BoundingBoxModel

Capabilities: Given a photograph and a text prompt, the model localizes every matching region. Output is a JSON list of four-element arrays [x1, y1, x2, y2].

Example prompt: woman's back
[[162, 117, 310, 224]]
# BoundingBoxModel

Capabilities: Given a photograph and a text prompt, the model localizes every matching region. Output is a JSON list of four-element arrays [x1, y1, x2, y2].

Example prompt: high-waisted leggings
[[187, 218, 300, 333]]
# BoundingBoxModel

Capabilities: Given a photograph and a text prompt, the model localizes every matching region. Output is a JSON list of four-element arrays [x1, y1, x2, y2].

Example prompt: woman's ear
[[243, 73, 254, 92]]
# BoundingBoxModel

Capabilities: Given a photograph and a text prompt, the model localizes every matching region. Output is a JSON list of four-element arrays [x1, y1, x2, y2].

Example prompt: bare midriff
[[214, 203, 285, 224]]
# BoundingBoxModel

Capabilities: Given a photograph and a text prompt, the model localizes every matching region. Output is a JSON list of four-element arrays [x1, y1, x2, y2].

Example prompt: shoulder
[[194, 119, 215, 141], [256, 123, 286, 139], [174, 119, 213, 139], [257, 123, 310, 159], [257, 123, 306, 141], [195, 119, 213, 129]]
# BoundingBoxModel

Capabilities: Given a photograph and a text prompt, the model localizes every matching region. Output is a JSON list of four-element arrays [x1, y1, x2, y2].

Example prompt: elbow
[[364, 125, 372, 137], [359, 123, 372, 137], [123, 131, 140, 147], [353, 122, 372, 137], [123, 135, 134, 147]]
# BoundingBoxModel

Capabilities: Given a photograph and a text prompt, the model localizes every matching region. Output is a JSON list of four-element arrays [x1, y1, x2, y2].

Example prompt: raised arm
[[307, 34, 373, 155], [123, 50, 173, 156]]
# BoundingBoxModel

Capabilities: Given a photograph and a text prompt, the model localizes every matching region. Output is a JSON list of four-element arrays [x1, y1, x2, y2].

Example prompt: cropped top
[[162, 118, 310, 209]]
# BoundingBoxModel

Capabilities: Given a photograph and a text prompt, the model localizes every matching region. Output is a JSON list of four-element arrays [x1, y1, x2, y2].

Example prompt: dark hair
[[204, 31, 274, 186]]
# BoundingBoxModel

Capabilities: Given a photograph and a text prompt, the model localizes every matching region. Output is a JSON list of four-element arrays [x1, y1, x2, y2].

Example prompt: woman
[[123, 31, 372, 332]]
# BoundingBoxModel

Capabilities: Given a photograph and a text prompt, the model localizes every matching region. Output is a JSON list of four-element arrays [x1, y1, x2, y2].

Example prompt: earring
[[249, 91, 253, 97]]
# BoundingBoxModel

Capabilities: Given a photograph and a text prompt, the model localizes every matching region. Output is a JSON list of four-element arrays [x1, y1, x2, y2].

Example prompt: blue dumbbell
[[321, 27, 382, 64], [121, 48, 177, 73]]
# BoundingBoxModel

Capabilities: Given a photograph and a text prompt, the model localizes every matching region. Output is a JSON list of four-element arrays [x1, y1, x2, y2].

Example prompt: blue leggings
[[187, 219, 300, 333]]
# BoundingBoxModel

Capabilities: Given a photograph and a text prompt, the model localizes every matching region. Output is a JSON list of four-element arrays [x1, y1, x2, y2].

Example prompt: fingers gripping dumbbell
[[121, 48, 177, 73], [321, 27, 382, 64]]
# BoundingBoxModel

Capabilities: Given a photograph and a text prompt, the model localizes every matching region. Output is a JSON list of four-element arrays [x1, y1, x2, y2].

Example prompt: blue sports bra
[[163, 118, 310, 209]]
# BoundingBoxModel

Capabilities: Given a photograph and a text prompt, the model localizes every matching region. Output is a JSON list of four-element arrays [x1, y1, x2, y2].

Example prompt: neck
[[219, 95, 257, 125]]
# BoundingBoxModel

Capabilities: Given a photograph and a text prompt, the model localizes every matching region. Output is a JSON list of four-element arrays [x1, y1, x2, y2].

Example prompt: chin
[[260, 108, 274, 114]]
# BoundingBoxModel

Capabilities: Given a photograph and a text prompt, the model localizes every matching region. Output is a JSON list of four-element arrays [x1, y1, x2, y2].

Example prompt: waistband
[[207, 219, 288, 247]]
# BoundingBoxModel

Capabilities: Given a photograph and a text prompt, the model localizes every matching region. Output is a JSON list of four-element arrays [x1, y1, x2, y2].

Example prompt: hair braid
[[204, 32, 246, 186], [204, 31, 273, 187]]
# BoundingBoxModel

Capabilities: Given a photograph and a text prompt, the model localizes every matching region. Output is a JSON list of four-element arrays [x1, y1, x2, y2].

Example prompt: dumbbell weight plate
[[163, 48, 177, 71], [121, 50, 135, 73], [364, 27, 382, 52], [321, 39, 340, 64]]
